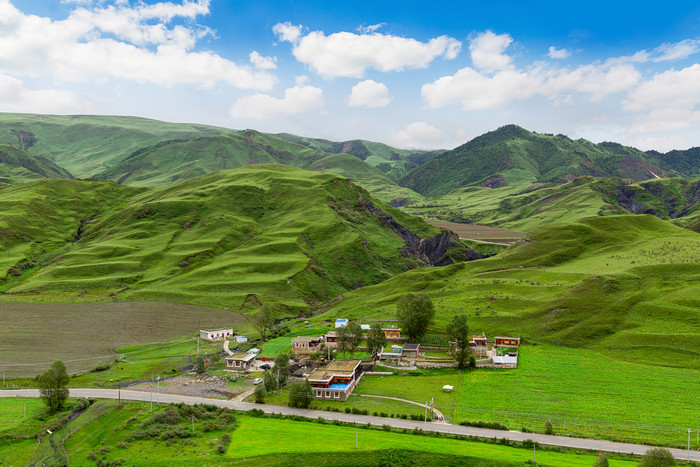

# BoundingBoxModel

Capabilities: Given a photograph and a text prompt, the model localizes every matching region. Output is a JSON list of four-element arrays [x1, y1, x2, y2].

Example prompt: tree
[[288, 380, 314, 408], [263, 371, 276, 392], [396, 293, 435, 342], [544, 420, 554, 435], [366, 323, 387, 360], [336, 324, 351, 358], [345, 322, 363, 358], [253, 304, 275, 341], [638, 448, 675, 467], [446, 314, 471, 369], [37, 360, 70, 413], [195, 356, 206, 373], [253, 384, 266, 404], [593, 451, 609, 467], [272, 352, 290, 387]]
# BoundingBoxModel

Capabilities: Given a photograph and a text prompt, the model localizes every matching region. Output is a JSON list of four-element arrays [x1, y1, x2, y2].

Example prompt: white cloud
[[390, 121, 444, 149], [249, 51, 277, 70], [0, 0, 275, 90], [469, 31, 513, 72], [357, 23, 385, 34], [347, 80, 391, 108], [548, 46, 570, 59], [272, 21, 303, 44], [0, 73, 79, 113], [273, 23, 461, 78], [229, 85, 324, 119], [651, 39, 700, 62]]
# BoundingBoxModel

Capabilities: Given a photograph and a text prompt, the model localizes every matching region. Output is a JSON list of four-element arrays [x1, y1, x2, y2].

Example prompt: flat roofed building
[[292, 336, 324, 355], [402, 343, 420, 358], [381, 326, 406, 342], [494, 336, 520, 347], [308, 359, 362, 401], [200, 329, 233, 341], [324, 331, 338, 348], [225, 352, 256, 370], [335, 319, 348, 328]]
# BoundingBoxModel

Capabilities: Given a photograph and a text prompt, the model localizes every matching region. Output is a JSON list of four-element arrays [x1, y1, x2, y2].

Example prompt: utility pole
[[689, 428, 692, 462], [424, 401, 427, 422], [562, 417, 566, 435], [24, 403, 26, 421], [533, 443, 536, 464], [197, 337, 200, 357], [150, 386, 153, 413], [356, 429, 358, 449], [192, 416, 195, 434], [118, 388, 121, 406], [157, 376, 160, 405]]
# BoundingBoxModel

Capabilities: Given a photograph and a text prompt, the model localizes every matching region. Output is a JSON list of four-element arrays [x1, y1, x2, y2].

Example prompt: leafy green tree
[[396, 293, 435, 342], [446, 314, 471, 368], [593, 451, 609, 467], [253, 304, 275, 341], [638, 448, 675, 467], [288, 380, 314, 408], [253, 384, 266, 404], [263, 371, 276, 392], [272, 352, 290, 387], [336, 324, 352, 358], [344, 322, 363, 358], [195, 356, 206, 373], [544, 420, 554, 435], [37, 360, 70, 413], [366, 323, 387, 360]]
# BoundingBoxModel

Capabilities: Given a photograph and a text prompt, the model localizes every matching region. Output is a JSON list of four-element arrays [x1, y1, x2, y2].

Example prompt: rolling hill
[[399, 125, 680, 197], [0, 142, 73, 184], [317, 214, 700, 368], [0, 165, 472, 315]]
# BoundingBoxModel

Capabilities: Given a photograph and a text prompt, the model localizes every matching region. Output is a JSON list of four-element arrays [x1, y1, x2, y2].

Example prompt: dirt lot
[[127, 374, 258, 400]]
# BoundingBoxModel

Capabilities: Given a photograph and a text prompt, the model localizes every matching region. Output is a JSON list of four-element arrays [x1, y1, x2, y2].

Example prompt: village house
[[291, 336, 324, 355], [379, 344, 403, 360], [307, 359, 362, 401], [402, 343, 421, 358], [335, 319, 348, 328], [469, 334, 489, 357], [324, 331, 338, 348], [200, 328, 233, 341], [494, 336, 520, 348], [381, 326, 407, 342], [234, 335, 248, 343], [225, 352, 256, 370]]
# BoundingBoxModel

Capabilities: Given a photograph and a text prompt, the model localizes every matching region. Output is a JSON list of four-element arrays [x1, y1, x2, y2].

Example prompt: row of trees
[[335, 322, 388, 359]]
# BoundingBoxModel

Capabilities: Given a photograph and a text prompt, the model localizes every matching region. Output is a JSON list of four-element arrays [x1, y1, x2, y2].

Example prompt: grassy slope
[[0, 113, 229, 177], [405, 176, 700, 231], [96, 130, 423, 203], [0, 165, 441, 315], [0, 142, 73, 184], [399, 125, 678, 197], [316, 214, 700, 367]]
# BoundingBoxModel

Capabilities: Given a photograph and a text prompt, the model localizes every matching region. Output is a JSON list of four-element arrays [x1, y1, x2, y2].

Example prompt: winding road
[[2, 388, 698, 462]]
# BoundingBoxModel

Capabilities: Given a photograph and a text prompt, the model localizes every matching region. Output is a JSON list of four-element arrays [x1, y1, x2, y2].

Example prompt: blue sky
[[2, 1, 700, 151]]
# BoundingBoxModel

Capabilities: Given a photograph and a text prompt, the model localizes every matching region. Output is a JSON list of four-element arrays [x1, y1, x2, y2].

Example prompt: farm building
[[324, 331, 338, 348], [494, 336, 520, 347], [200, 329, 233, 341], [402, 343, 421, 358], [379, 345, 403, 360], [381, 326, 406, 342], [308, 359, 362, 401], [225, 353, 256, 370], [469, 335, 489, 357], [234, 335, 248, 343], [335, 319, 348, 328], [292, 336, 324, 355]]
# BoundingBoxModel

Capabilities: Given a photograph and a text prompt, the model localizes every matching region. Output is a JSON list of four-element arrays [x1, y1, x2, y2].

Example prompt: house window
[[334, 392, 339, 399]]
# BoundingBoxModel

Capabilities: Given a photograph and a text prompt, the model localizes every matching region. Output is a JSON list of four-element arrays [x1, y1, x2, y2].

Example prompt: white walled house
[[200, 329, 234, 341]]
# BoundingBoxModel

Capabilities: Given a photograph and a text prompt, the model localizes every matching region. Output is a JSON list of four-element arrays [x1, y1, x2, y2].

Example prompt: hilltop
[[0, 165, 474, 315], [399, 125, 682, 197]]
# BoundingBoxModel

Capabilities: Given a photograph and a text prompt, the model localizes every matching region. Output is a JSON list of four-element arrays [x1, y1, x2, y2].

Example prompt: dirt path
[[354, 394, 448, 424]]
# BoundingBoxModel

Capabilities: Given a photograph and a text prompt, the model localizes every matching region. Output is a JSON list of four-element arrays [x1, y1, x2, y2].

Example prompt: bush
[[216, 444, 226, 454], [148, 406, 181, 425], [220, 433, 231, 446], [544, 420, 554, 435], [202, 421, 218, 432], [254, 384, 266, 404], [73, 398, 91, 412], [593, 451, 609, 467], [638, 448, 675, 466]]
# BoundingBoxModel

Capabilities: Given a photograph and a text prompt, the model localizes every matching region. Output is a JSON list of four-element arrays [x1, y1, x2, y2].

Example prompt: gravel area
[[127, 374, 253, 399]]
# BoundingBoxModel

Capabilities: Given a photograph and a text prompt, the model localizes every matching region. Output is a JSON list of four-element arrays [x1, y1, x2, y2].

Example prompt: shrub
[[73, 398, 91, 411], [149, 406, 181, 425], [345, 407, 351, 414], [544, 420, 554, 435], [638, 448, 675, 466], [216, 444, 226, 454], [202, 421, 218, 432], [593, 451, 609, 467], [220, 433, 231, 446], [254, 384, 266, 404]]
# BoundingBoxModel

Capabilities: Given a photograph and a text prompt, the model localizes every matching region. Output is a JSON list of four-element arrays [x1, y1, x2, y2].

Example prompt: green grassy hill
[[95, 129, 423, 204], [399, 125, 680, 197], [0, 142, 73, 184], [0, 113, 228, 178], [317, 214, 700, 368], [0, 165, 466, 316], [405, 176, 700, 231]]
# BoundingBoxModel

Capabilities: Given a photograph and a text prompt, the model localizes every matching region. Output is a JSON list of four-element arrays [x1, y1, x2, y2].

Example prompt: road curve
[[2, 388, 698, 462]]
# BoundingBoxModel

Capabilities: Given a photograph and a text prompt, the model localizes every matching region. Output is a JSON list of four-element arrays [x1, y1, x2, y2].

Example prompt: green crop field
[[0, 301, 241, 377]]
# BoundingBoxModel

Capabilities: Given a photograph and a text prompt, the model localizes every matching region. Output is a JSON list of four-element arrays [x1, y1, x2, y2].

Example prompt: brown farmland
[[0, 301, 247, 377], [426, 219, 525, 245]]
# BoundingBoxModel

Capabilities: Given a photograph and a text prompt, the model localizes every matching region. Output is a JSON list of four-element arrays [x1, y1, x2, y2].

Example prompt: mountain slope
[[0, 165, 469, 315], [0, 142, 73, 184], [0, 113, 229, 177], [400, 125, 678, 197], [319, 214, 700, 368], [96, 130, 423, 203]]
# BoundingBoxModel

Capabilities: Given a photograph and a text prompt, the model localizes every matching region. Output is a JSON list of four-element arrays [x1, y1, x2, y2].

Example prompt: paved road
[[2, 388, 699, 462]]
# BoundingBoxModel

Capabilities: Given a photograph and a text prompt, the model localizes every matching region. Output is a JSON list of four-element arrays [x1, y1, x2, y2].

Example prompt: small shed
[[335, 319, 348, 328], [402, 343, 420, 358], [234, 335, 248, 343], [360, 324, 370, 331], [247, 348, 260, 355], [324, 331, 338, 348], [225, 353, 256, 370]]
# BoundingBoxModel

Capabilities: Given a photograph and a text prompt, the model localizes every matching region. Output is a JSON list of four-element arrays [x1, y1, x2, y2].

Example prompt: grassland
[[0, 399, 642, 466], [0, 301, 241, 377], [0, 165, 443, 315]]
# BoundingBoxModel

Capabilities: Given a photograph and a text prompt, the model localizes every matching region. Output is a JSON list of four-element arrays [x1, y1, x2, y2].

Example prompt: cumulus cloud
[[390, 121, 445, 149], [0, 73, 79, 113], [422, 31, 643, 110], [347, 80, 391, 108], [548, 46, 570, 59], [249, 51, 277, 70], [229, 85, 324, 119], [0, 0, 275, 90], [469, 31, 513, 72], [273, 22, 461, 78]]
